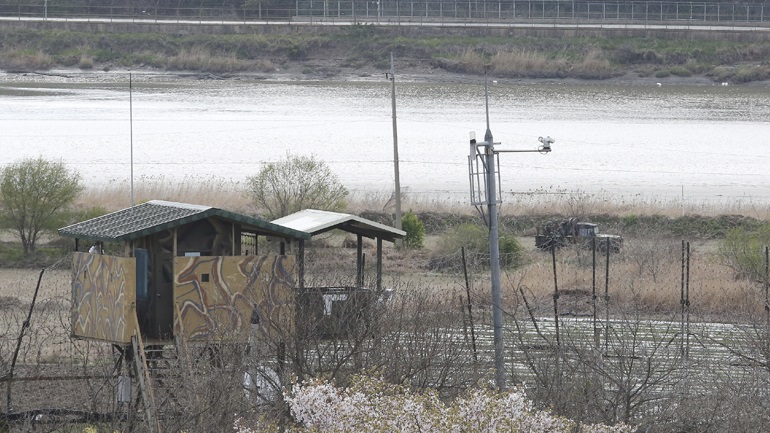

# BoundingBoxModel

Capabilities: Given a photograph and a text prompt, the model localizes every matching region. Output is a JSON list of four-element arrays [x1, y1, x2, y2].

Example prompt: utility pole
[[468, 74, 554, 391], [130, 73, 135, 209], [387, 52, 403, 246]]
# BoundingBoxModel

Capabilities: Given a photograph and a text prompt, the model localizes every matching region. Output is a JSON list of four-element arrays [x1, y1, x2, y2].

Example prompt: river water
[[2, 72, 769, 207]]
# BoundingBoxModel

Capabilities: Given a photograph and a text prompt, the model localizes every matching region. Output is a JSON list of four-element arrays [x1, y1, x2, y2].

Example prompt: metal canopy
[[58, 200, 310, 243], [272, 209, 405, 243]]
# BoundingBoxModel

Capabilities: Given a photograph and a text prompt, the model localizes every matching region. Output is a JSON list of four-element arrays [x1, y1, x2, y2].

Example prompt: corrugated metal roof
[[58, 200, 310, 242], [272, 209, 406, 243]]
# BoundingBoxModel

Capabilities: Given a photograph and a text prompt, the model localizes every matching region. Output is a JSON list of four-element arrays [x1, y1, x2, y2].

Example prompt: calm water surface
[[2, 73, 769, 206]]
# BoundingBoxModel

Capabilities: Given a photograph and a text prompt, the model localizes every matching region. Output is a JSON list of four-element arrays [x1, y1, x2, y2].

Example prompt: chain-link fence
[[0, 0, 768, 25]]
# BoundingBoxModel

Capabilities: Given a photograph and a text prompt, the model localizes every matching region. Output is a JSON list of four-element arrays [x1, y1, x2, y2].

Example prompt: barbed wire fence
[[1, 237, 769, 429], [0, 0, 768, 25]]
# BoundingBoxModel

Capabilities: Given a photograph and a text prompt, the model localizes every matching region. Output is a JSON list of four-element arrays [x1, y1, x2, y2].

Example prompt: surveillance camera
[[538, 136, 554, 153]]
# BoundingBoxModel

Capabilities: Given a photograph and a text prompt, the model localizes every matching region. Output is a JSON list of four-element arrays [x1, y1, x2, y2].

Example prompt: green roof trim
[[58, 200, 310, 243]]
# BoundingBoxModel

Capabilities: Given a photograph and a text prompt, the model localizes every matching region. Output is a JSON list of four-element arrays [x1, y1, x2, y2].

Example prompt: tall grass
[[450, 49, 620, 80], [506, 243, 758, 319], [167, 47, 251, 73], [78, 179, 770, 220], [1, 49, 54, 70], [78, 177, 253, 214], [492, 49, 569, 78]]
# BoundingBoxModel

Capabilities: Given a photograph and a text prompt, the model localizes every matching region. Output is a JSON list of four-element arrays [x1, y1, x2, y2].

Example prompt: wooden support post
[[298, 240, 305, 290], [132, 312, 159, 433], [376, 237, 382, 292], [356, 234, 363, 287]]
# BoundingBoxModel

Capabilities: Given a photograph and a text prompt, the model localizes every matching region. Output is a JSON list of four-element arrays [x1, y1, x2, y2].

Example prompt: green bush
[[621, 214, 639, 228], [401, 210, 424, 249], [499, 234, 523, 266], [709, 65, 733, 82], [0, 157, 83, 256], [718, 222, 770, 281], [669, 65, 691, 77], [733, 65, 770, 84], [429, 223, 523, 271]]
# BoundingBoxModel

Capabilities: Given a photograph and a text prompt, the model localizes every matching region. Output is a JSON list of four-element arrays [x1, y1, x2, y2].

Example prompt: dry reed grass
[[0, 267, 74, 364], [78, 180, 770, 220], [77, 54, 95, 70], [167, 47, 250, 73], [455, 49, 486, 74], [453, 48, 620, 80], [2, 50, 54, 70], [569, 50, 617, 79], [0, 268, 71, 303], [491, 50, 569, 78], [79, 177, 253, 214], [503, 239, 764, 320], [501, 188, 770, 220]]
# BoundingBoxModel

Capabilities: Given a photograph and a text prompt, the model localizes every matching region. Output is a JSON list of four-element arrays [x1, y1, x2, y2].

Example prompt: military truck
[[535, 218, 622, 253]]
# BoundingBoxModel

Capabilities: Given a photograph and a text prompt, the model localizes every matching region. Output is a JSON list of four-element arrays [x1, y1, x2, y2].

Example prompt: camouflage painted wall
[[173, 255, 296, 342], [71, 252, 137, 344]]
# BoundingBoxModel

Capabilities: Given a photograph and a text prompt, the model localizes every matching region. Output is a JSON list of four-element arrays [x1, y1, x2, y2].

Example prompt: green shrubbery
[[719, 222, 770, 282], [429, 223, 523, 271], [401, 210, 425, 249], [0, 157, 83, 256]]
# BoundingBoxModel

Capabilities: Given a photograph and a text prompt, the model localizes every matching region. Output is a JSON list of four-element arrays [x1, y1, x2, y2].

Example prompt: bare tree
[[247, 153, 348, 220]]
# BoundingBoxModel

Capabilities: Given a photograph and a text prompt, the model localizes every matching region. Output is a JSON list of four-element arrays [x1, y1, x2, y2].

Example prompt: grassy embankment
[[2, 26, 770, 82]]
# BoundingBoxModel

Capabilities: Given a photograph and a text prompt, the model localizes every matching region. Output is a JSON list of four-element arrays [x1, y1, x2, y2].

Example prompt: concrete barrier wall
[[3, 18, 770, 42]]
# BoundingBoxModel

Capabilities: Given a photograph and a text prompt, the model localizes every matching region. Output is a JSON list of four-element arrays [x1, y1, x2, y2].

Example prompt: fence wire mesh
[[0, 0, 768, 24], [1, 235, 769, 429]]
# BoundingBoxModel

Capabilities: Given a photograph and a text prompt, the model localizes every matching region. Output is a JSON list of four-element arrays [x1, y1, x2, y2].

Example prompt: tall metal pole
[[680, 239, 685, 357], [130, 73, 135, 209], [765, 247, 770, 327], [592, 237, 598, 347], [685, 241, 691, 361], [765, 247, 770, 353], [388, 52, 403, 246], [467, 75, 553, 392], [604, 238, 610, 353], [482, 75, 506, 392]]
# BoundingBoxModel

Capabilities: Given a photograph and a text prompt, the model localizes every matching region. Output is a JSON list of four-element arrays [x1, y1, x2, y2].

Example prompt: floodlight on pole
[[467, 75, 553, 392]]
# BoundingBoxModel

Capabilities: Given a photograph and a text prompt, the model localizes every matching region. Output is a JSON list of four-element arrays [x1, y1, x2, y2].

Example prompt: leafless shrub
[[509, 290, 686, 427], [0, 50, 54, 71], [570, 50, 619, 79], [622, 236, 680, 284]]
